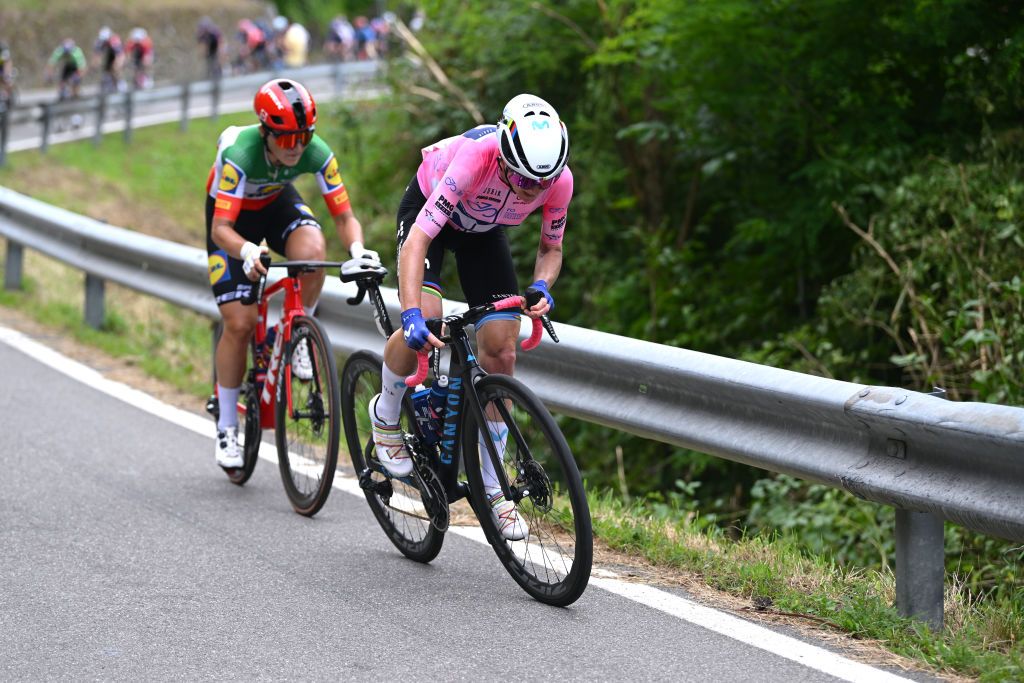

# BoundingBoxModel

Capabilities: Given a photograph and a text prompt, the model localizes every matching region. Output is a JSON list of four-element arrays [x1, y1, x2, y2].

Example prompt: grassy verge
[[1, 121, 1021, 681]]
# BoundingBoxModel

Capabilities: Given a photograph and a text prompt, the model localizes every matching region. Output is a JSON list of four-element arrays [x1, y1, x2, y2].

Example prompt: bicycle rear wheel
[[463, 374, 592, 606], [214, 330, 261, 486], [275, 316, 340, 517], [225, 378, 262, 485], [341, 350, 444, 563]]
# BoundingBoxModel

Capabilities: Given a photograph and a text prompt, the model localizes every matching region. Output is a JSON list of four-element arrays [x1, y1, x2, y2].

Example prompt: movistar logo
[[531, 120, 550, 130]]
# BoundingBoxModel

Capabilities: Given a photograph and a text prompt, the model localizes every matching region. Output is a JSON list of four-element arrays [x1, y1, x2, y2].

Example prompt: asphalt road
[[0, 330, 936, 681]]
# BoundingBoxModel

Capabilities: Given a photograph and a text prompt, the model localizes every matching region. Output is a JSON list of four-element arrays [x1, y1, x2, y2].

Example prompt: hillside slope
[[1, 0, 272, 88]]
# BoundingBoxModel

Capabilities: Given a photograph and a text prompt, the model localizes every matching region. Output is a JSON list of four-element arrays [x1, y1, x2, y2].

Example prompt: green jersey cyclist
[[206, 78, 382, 468], [369, 93, 572, 540]]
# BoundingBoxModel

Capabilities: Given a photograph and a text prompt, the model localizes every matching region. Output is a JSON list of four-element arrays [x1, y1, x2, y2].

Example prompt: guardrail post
[[0, 107, 9, 166], [180, 81, 191, 132], [894, 385, 947, 630], [40, 103, 52, 154], [212, 76, 221, 122], [84, 273, 105, 329], [123, 90, 134, 144], [895, 509, 945, 629], [94, 95, 107, 146], [4, 240, 23, 290]]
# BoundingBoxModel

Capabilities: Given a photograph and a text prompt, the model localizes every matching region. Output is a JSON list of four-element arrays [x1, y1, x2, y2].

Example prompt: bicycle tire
[[341, 350, 444, 563], [217, 329, 260, 486], [275, 316, 340, 517], [463, 374, 592, 606], [225, 377, 261, 486]]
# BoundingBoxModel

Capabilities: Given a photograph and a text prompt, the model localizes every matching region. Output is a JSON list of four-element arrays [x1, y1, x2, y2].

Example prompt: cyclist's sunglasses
[[266, 126, 315, 150], [505, 166, 560, 191]]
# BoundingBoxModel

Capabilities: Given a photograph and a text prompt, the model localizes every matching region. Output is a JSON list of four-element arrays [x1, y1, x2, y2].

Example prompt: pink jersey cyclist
[[413, 124, 572, 243], [371, 94, 572, 540]]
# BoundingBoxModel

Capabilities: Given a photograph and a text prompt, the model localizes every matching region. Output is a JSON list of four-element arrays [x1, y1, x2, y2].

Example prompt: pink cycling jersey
[[414, 125, 572, 244]]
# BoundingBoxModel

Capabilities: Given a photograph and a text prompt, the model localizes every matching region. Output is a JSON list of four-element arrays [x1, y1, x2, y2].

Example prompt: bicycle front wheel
[[464, 374, 592, 606], [340, 350, 444, 563], [275, 316, 340, 517]]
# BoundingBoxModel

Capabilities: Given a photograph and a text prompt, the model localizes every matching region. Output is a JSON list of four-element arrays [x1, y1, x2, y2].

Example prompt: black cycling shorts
[[396, 174, 519, 310], [205, 184, 321, 306]]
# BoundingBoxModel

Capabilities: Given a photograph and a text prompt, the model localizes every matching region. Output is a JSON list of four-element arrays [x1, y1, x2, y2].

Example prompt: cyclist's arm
[[398, 226, 443, 349], [528, 169, 573, 318], [330, 209, 366, 255], [209, 158, 266, 277]]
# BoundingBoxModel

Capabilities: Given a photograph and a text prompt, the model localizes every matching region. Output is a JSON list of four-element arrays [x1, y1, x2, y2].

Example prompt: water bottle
[[253, 326, 275, 394], [411, 388, 439, 445], [428, 375, 449, 423]]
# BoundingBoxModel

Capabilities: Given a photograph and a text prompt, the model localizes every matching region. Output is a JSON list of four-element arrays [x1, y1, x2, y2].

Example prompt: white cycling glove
[[348, 241, 381, 265], [239, 241, 267, 279], [342, 241, 385, 278]]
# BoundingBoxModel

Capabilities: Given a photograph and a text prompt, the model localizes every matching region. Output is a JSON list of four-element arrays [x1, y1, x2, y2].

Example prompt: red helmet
[[254, 79, 317, 132]]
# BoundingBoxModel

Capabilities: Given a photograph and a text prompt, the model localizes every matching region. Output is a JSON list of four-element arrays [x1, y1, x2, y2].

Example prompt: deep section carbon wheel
[[341, 350, 444, 563], [275, 316, 340, 517], [463, 374, 592, 606]]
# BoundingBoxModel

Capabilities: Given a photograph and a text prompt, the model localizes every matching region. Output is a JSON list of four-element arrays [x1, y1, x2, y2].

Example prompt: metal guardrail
[[1, 185, 1022, 629], [0, 61, 383, 161]]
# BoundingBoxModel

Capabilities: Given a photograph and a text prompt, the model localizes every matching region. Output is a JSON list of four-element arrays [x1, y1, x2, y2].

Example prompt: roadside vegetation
[[1, 0, 1022, 678], [2, 115, 1022, 680]]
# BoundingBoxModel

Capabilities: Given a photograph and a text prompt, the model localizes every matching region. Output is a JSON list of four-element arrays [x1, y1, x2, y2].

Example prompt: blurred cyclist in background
[[0, 40, 16, 110], [234, 19, 269, 74], [46, 38, 87, 101], [196, 16, 224, 80], [125, 28, 154, 89], [92, 26, 125, 94], [324, 16, 355, 62]]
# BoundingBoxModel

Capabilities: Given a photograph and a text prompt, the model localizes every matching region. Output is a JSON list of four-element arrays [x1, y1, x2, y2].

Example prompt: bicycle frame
[[351, 274, 547, 508], [238, 260, 344, 430]]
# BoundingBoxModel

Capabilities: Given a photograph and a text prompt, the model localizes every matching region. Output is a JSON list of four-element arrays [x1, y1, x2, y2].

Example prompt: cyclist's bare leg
[[283, 225, 326, 310], [215, 300, 258, 386], [474, 318, 519, 376]]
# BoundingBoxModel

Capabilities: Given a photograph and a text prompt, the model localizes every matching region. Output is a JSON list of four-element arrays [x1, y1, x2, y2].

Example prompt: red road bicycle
[[206, 257, 346, 517]]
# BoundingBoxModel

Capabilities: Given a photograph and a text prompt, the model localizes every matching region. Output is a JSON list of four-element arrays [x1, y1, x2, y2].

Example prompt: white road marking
[[0, 323, 913, 683]]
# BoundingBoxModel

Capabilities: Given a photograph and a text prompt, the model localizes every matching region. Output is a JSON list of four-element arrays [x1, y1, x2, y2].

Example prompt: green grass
[[2, 115, 1023, 682], [588, 490, 1024, 680]]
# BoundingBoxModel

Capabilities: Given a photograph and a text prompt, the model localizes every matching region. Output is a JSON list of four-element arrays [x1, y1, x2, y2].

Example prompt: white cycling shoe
[[215, 426, 243, 468], [368, 394, 413, 477], [292, 338, 313, 380], [487, 489, 529, 541]]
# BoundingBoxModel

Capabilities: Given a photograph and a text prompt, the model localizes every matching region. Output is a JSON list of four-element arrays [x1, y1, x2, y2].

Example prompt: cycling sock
[[375, 362, 406, 424], [303, 305, 316, 317], [216, 383, 241, 430], [479, 419, 509, 491]]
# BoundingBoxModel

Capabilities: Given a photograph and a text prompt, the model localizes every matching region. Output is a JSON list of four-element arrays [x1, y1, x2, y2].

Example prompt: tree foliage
[[328, 0, 1024, 573]]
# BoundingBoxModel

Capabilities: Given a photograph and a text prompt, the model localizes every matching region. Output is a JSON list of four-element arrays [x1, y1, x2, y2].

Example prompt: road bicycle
[[206, 256, 344, 517], [340, 272, 592, 606]]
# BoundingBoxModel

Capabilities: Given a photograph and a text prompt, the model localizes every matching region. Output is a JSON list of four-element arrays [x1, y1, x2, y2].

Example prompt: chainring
[[411, 444, 450, 533]]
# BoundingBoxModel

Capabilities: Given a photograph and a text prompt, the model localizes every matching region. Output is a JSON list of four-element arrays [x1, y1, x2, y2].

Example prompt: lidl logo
[[219, 163, 241, 193], [324, 157, 342, 189], [208, 252, 229, 285]]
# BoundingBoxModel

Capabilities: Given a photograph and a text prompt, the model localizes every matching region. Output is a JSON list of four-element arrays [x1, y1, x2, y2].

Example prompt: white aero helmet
[[496, 94, 569, 181]]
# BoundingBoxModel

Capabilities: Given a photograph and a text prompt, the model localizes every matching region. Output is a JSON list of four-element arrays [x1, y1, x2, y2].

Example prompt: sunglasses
[[267, 127, 314, 149], [505, 166, 559, 191]]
